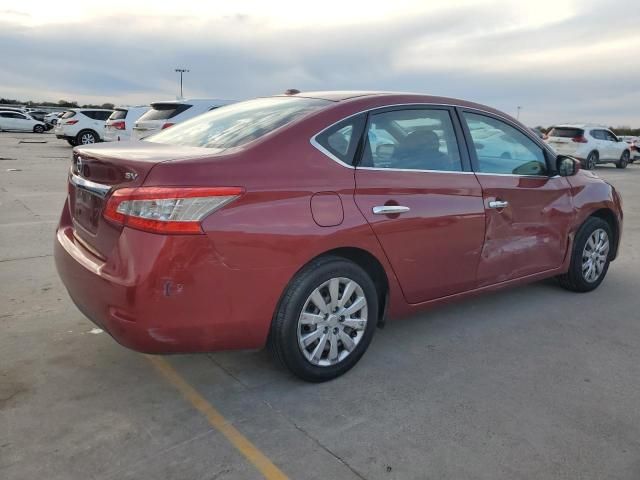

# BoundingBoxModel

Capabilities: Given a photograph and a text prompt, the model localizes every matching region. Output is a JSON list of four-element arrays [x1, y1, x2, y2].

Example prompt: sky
[[1, 0, 639, 126]]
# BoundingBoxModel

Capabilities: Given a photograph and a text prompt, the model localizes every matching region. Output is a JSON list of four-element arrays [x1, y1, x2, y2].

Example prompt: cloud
[[1, 0, 639, 125]]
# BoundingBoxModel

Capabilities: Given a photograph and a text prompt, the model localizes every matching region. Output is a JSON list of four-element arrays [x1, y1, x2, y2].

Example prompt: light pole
[[516, 106, 522, 120], [175, 68, 189, 98]]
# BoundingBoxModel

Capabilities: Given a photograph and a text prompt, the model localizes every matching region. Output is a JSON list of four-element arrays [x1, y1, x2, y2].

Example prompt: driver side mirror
[[557, 155, 580, 176]]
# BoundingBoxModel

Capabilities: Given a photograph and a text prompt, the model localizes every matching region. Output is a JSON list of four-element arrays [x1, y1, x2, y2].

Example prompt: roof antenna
[[284, 88, 301, 95]]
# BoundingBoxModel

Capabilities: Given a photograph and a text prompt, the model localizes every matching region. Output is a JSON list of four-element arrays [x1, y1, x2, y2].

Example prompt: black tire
[[76, 130, 98, 145], [557, 217, 613, 292], [585, 151, 598, 170], [616, 151, 629, 169], [269, 255, 379, 382], [33, 124, 44, 134], [67, 139, 77, 146]]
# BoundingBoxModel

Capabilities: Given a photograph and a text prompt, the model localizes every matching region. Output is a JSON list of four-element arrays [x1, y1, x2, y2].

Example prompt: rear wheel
[[33, 124, 44, 134], [585, 151, 598, 170], [67, 139, 77, 146], [557, 217, 612, 292], [616, 150, 629, 169], [269, 256, 378, 382], [77, 130, 98, 145]]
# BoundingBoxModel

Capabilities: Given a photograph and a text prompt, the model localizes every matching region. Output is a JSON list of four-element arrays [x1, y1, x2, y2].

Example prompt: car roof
[[149, 99, 234, 106], [276, 91, 515, 116], [551, 123, 610, 129]]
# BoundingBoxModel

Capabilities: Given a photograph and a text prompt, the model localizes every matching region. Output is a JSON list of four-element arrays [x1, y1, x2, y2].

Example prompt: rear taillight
[[161, 122, 175, 130], [103, 187, 243, 234], [65, 120, 79, 125], [572, 135, 588, 143], [112, 121, 126, 130]]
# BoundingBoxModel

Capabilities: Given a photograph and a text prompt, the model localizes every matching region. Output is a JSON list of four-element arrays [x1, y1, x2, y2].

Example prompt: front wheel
[[616, 151, 629, 169], [269, 256, 378, 382], [557, 217, 613, 292]]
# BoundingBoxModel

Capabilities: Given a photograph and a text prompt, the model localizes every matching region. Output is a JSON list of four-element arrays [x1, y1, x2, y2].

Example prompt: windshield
[[146, 97, 331, 149]]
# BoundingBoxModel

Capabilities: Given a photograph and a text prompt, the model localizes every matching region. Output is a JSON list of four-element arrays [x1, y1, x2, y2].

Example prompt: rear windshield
[[139, 103, 191, 121], [147, 97, 331, 149], [548, 127, 583, 138], [61, 111, 76, 119], [109, 109, 127, 120]]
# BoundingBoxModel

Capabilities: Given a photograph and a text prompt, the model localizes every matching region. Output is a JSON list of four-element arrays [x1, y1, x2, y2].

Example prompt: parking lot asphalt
[[1, 131, 639, 480]]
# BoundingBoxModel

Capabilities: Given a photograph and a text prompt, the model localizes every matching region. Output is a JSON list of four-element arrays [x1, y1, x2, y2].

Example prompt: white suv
[[545, 124, 631, 169], [104, 106, 149, 142], [132, 98, 234, 140], [54, 108, 113, 146]]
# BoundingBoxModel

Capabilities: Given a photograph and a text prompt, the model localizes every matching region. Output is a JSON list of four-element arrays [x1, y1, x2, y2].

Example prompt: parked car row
[[544, 124, 634, 169], [48, 98, 235, 145]]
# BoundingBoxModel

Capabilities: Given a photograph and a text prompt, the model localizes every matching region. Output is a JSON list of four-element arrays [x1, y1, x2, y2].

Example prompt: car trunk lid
[[68, 142, 213, 258]]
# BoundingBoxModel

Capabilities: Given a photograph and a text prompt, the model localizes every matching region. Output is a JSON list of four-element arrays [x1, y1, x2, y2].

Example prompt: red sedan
[[55, 91, 623, 381]]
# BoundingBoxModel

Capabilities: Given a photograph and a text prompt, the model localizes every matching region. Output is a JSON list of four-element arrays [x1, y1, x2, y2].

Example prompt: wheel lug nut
[[333, 327, 339, 334], [339, 316, 345, 322]]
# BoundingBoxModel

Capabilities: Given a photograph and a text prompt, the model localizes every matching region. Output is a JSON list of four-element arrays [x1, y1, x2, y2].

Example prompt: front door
[[354, 106, 486, 303], [460, 111, 574, 286]]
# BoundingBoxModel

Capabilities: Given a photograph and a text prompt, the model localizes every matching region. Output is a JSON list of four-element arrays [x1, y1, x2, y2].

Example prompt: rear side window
[[109, 110, 127, 120], [360, 109, 463, 171], [139, 104, 192, 121], [314, 115, 366, 165], [148, 97, 331, 149], [590, 130, 606, 140], [549, 127, 583, 138]]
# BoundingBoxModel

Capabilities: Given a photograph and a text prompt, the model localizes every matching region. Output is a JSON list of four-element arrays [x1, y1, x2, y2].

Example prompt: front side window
[[359, 109, 462, 171], [604, 130, 617, 142], [148, 97, 331, 149], [314, 114, 365, 165], [463, 112, 547, 176]]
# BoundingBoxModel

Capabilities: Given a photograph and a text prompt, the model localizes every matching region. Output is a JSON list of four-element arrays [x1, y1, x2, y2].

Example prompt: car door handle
[[372, 205, 410, 215], [488, 200, 509, 209]]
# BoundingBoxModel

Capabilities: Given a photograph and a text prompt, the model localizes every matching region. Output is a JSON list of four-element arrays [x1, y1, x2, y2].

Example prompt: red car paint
[[54, 92, 623, 354]]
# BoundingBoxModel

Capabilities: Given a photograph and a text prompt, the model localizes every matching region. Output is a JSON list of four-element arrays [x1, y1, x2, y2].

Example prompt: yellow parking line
[[146, 355, 289, 480]]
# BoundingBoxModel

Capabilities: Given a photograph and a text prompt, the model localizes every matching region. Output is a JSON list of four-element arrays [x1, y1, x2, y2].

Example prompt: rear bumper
[[54, 202, 280, 353]]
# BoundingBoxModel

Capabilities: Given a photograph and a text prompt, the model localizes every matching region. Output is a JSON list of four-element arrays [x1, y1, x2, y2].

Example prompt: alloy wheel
[[81, 133, 96, 144], [297, 277, 368, 367], [582, 228, 609, 283]]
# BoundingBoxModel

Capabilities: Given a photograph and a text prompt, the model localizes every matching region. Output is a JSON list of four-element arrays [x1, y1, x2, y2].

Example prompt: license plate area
[[73, 186, 103, 234]]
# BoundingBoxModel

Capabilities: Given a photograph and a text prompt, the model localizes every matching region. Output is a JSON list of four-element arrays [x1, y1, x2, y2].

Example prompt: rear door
[[353, 106, 486, 303], [14, 113, 32, 131], [460, 110, 574, 286]]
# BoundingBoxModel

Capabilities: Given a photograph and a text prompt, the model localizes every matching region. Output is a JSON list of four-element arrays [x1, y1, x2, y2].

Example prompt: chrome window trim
[[69, 170, 111, 198], [309, 102, 558, 176]]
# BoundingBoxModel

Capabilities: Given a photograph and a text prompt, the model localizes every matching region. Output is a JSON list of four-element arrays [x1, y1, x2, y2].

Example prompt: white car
[[545, 124, 631, 169], [104, 106, 150, 142], [618, 136, 639, 162], [54, 108, 113, 146], [44, 112, 64, 126], [132, 98, 235, 140], [0, 110, 46, 133]]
